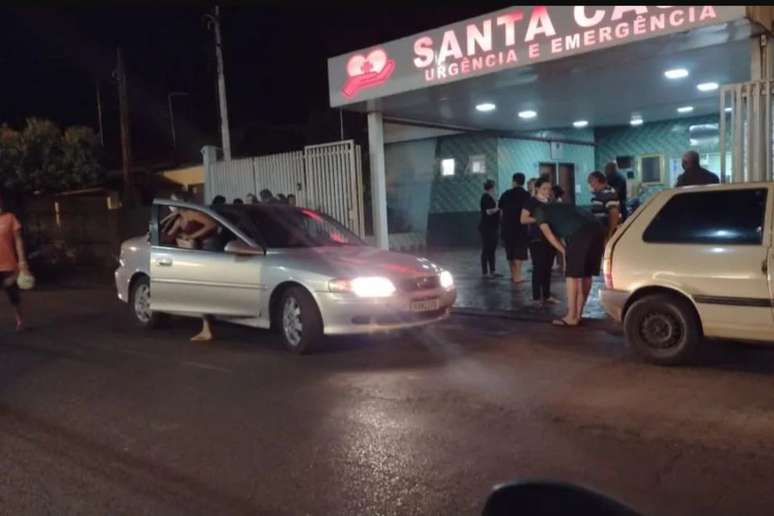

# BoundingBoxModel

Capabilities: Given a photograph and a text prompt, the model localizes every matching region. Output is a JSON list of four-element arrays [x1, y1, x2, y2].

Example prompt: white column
[[201, 145, 219, 204], [367, 111, 389, 250]]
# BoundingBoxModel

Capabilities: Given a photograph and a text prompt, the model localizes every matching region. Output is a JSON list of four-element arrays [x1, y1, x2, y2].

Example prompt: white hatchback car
[[601, 182, 774, 365]]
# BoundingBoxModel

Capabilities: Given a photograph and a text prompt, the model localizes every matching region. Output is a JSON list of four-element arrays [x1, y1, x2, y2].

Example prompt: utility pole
[[116, 48, 132, 202], [168, 91, 189, 151], [96, 81, 104, 147], [204, 6, 232, 160]]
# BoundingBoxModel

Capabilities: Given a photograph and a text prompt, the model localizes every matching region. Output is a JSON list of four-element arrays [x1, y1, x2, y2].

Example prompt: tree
[[0, 118, 104, 193], [0, 125, 22, 190]]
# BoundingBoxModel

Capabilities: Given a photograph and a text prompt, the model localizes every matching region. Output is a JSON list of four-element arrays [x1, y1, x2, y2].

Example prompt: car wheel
[[279, 287, 323, 354], [130, 276, 163, 329], [624, 294, 701, 366]]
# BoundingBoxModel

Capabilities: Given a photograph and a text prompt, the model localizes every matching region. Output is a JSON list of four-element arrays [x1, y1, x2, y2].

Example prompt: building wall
[[382, 115, 723, 247], [384, 139, 435, 233], [595, 114, 724, 197], [497, 136, 596, 205]]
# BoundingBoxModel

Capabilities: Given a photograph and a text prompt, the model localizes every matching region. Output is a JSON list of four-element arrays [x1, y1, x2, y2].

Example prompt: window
[[157, 205, 234, 252], [643, 189, 768, 245], [639, 155, 663, 184], [469, 155, 486, 174], [441, 158, 455, 176], [216, 206, 363, 248]]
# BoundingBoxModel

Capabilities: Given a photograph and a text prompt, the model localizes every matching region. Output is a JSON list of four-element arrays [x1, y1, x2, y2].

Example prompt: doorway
[[558, 163, 576, 205], [538, 162, 576, 204]]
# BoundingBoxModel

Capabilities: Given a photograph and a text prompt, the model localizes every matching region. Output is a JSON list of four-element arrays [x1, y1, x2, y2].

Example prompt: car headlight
[[329, 276, 396, 298], [439, 270, 454, 289]]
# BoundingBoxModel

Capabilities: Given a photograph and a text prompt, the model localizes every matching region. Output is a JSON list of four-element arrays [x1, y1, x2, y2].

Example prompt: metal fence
[[720, 80, 774, 183], [205, 140, 365, 237]]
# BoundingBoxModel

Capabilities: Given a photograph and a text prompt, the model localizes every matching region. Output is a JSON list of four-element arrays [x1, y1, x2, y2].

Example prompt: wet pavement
[[3, 288, 774, 515], [422, 247, 607, 321]]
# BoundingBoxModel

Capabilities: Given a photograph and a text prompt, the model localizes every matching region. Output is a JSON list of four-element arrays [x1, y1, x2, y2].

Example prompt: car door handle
[[156, 258, 173, 267], [764, 259, 769, 275]]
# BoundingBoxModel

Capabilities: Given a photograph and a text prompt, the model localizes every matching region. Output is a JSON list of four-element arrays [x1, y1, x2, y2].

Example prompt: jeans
[[529, 240, 556, 301]]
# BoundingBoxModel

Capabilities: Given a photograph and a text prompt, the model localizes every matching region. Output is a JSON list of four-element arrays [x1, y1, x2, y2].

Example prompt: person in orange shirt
[[0, 193, 30, 331]]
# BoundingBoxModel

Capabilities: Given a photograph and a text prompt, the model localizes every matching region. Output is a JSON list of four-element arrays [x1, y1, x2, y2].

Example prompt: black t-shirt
[[479, 193, 500, 231], [525, 196, 549, 241], [498, 187, 530, 233]]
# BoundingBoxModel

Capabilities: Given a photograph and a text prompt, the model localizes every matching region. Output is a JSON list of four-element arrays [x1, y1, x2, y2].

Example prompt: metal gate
[[204, 140, 365, 237], [720, 80, 774, 183], [304, 141, 365, 238]]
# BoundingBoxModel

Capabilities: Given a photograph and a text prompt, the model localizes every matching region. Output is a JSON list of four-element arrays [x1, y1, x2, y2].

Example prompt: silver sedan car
[[115, 198, 456, 353]]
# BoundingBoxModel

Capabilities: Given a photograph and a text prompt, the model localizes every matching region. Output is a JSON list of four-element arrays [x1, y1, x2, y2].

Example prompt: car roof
[[659, 181, 773, 195]]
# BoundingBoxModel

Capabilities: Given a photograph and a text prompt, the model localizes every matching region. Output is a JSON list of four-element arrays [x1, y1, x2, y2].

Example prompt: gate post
[[368, 112, 389, 250]]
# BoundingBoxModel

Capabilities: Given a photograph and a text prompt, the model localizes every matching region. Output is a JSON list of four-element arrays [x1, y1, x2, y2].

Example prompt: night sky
[[0, 5, 492, 168]]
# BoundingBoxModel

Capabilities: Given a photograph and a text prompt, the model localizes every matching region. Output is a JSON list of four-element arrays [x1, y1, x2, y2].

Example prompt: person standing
[[245, 193, 258, 204], [0, 193, 30, 331], [479, 179, 500, 277], [588, 171, 622, 243], [260, 189, 276, 203], [287, 194, 297, 207], [498, 173, 530, 283], [521, 177, 559, 306], [532, 202, 605, 327], [675, 150, 719, 186], [604, 161, 628, 220]]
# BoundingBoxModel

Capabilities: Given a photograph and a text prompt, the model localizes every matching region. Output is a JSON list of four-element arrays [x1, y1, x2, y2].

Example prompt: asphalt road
[[2, 288, 774, 515]]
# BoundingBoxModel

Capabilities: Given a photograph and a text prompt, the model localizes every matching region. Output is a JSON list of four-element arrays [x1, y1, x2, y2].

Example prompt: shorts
[[565, 225, 605, 279], [0, 271, 20, 306], [503, 228, 529, 261]]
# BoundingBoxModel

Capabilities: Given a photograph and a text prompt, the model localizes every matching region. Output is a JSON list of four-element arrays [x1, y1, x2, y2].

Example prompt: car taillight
[[603, 254, 613, 289]]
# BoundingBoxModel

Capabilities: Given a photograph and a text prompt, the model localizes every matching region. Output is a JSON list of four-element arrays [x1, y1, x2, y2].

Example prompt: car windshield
[[215, 205, 364, 248]]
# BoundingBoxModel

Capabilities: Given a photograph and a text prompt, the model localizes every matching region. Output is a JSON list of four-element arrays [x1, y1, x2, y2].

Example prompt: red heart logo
[[346, 49, 388, 77]]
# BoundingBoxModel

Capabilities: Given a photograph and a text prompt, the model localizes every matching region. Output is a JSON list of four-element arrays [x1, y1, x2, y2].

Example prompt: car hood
[[285, 246, 443, 279]]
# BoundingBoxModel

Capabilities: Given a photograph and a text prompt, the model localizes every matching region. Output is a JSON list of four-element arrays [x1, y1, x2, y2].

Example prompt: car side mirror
[[482, 481, 638, 516], [224, 240, 264, 256]]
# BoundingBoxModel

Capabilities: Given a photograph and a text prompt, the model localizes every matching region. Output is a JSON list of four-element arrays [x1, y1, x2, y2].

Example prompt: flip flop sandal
[[552, 319, 579, 327]]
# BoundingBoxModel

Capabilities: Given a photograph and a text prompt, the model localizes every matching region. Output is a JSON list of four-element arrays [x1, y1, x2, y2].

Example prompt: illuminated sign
[[328, 5, 747, 107], [342, 49, 396, 99]]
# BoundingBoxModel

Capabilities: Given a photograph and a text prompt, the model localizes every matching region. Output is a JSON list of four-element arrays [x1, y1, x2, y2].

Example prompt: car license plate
[[410, 298, 440, 312]]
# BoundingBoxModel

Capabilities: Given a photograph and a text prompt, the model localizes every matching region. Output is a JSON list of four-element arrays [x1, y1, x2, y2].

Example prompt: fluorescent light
[[518, 110, 537, 119], [677, 106, 694, 113], [724, 107, 733, 113], [630, 118, 643, 126], [664, 68, 689, 79], [697, 82, 719, 92], [475, 102, 496, 112], [573, 120, 589, 128]]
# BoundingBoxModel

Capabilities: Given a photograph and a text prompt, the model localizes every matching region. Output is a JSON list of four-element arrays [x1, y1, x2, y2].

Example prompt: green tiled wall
[[497, 137, 596, 205], [595, 115, 721, 178], [429, 134, 499, 213]]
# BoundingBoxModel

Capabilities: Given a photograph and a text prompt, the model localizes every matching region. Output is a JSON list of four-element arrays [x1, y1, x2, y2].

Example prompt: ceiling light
[[664, 68, 689, 79], [572, 120, 589, 128], [724, 107, 733, 113], [677, 106, 694, 113], [518, 110, 537, 119], [630, 118, 643, 126], [697, 82, 719, 92], [475, 102, 496, 112]]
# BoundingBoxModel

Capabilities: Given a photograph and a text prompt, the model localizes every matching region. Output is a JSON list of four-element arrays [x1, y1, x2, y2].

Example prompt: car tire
[[278, 287, 323, 354], [130, 276, 164, 329], [623, 294, 701, 366]]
